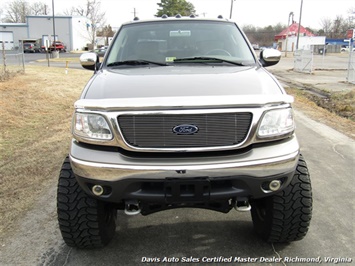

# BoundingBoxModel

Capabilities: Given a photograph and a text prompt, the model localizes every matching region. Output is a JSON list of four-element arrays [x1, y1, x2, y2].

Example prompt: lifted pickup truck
[[57, 16, 312, 248]]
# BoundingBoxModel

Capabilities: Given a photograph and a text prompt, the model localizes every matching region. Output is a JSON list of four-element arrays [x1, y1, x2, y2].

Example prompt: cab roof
[[122, 14, 232, 26]]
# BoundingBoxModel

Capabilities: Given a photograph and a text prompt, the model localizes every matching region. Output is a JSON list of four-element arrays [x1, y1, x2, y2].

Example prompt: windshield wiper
[[107, 59, 168, 67], [174, 57, 246, 66]]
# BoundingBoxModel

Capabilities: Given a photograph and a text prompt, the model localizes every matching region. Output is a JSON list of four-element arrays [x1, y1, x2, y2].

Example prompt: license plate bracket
[[164, 177, 210, 203]]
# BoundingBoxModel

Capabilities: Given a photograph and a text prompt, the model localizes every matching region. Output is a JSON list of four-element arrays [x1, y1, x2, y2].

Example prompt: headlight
[[73, 113, 113, 140], [258, 108, 294, 138]]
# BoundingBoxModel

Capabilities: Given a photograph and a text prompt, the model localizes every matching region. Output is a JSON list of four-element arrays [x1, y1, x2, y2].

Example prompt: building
[[0, 15, 92, 51], [275, 22, 325, 52], [0, 23, 26, 50]]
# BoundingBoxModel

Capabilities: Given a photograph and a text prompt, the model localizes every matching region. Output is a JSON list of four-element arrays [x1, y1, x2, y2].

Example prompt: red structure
[[346, 29, 354, 39], [275, 22, 315, 41]]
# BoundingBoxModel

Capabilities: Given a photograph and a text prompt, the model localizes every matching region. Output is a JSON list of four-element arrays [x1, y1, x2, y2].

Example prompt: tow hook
[[234, 200, 251, 212], [124, 200, 141, 215]]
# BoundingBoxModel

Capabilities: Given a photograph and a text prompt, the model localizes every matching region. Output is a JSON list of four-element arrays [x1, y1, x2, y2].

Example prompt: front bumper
[[70, 136, 300, 203]]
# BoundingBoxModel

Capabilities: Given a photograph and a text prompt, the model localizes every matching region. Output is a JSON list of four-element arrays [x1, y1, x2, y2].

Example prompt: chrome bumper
[[70, 136, 300, 182]]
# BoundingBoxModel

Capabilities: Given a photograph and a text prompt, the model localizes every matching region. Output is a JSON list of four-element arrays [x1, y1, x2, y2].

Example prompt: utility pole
[[52, 0, 59, 58], [296, 0, 303, 50], [285, 12, 294, 57], [230, 0, 235, 19], [52, 0, 56, 53], [52, 0, 56, 45]]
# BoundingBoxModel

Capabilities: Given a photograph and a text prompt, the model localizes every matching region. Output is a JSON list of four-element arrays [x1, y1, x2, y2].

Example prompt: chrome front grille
[[118, 113, 252, 148]]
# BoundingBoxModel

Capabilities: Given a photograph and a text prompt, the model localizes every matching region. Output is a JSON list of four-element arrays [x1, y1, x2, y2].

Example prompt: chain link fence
[[293, 45, 355, 86], [1, 42, 25, 81], [294, 49, 313, 74], [346, 51, 355, 84]]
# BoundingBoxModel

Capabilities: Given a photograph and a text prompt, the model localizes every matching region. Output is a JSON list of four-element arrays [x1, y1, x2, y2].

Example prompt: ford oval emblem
[[172, 124, 199, 135]]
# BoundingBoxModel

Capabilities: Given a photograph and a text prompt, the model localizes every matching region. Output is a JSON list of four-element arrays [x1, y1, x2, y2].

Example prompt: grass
[[0, 65, 91, 236], [285, 87, 355, 138], [291, 88, 355, 121], [0, 67, 24, 82]]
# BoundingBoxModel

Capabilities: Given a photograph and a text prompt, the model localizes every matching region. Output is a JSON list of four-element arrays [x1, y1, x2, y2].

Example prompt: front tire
[[250, 154, 312, 242], [57, 156, 117, 248]]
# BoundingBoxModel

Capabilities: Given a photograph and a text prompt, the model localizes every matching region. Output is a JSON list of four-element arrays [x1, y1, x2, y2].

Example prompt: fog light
[[92, 185, 104, 196], [269, 180, 281, 192]]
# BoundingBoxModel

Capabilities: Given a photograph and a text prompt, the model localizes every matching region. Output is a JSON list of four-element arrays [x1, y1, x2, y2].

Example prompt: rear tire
[[57, 156, 117, 248], [250, 154, 312, 242]]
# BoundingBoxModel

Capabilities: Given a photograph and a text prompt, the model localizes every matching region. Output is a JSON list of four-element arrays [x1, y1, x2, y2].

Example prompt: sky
[[2, 0, 355, 29]]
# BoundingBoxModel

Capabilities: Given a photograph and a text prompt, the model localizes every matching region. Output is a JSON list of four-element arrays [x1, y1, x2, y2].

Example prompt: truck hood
[[78, 66, 291, 111], [83, 66, 284, 99]]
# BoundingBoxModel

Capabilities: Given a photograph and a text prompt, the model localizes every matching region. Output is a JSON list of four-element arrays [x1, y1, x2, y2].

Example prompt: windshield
[[105, 20, 255, 66]]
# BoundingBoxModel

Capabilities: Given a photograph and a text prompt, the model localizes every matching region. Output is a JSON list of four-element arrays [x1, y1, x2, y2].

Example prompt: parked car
[[23, 42, 41, 53], [57, 16, 313, 248], [91, 46, 108, 57], [252, 43, 260, 50], [340, 46, 355, 52], [49, 41, 66, 52]]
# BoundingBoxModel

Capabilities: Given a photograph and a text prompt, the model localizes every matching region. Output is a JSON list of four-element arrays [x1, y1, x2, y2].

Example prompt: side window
[[228, 27, 254, 60], [106, 30, 128, 64]]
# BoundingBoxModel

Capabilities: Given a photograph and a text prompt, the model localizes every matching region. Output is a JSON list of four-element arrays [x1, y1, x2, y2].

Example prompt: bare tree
[[319, 12, 355, 39], [31, 2, 50, 16], [320, 17, 333, 35], [65, 0, 106, 47], [3, 0, 29, 23], [2, 0, 51, 23], [96, 25, 115, 46], [331, 15, 351, 38], [347, 7, 355, 28], [242, 23, 286, 47]]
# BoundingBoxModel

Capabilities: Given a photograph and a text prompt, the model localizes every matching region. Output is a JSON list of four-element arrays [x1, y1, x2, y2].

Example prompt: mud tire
[[250, 154, 312, 242], [57, 156, 116, 248]]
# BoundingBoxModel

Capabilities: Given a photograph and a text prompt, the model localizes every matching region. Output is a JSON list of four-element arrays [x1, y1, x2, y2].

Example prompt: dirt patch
[[294, 88, 354, 121], [0, 66, 91, 238], [286, 88, 355, 139]]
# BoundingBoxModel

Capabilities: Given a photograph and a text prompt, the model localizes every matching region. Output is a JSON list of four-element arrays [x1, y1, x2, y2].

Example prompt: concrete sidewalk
[[267, 53, 354, 93]]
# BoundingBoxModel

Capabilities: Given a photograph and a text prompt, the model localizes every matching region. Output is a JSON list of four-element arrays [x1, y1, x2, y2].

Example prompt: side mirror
[[80, 52, 100, 71], [259, 49, 281, 67]]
